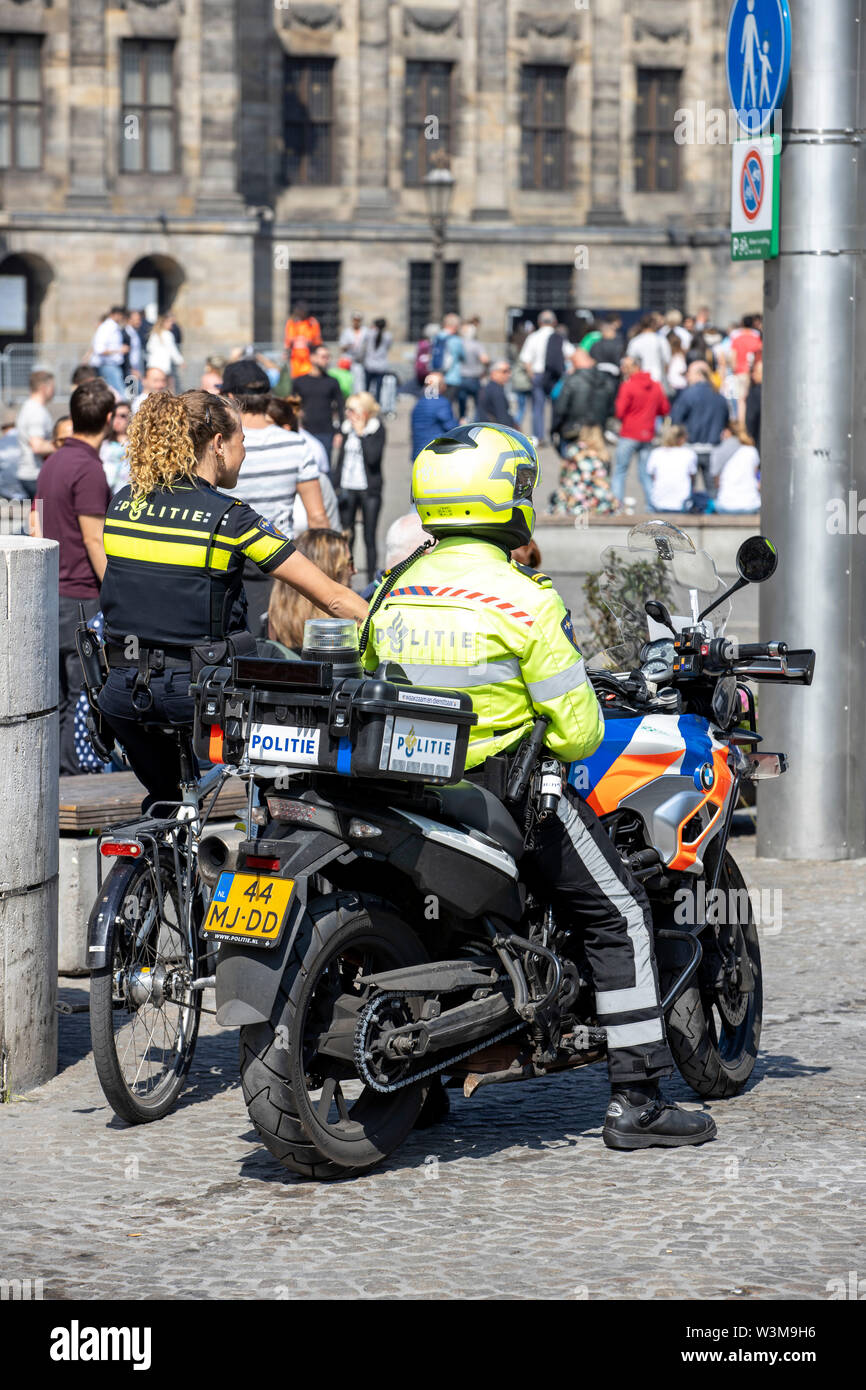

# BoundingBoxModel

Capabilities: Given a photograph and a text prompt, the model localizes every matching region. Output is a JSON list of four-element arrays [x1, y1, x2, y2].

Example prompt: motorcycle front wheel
[[665, 849, 763, 1099]]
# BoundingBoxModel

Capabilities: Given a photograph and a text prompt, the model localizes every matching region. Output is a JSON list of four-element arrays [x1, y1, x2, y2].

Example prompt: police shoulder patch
[[560, 610, 582, 653], [510, 560, 552, 587], [256, 516, 289, 540]]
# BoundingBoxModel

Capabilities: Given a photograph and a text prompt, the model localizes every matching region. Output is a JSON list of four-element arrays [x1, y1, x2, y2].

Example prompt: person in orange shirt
[[283, 301, 322, 379]]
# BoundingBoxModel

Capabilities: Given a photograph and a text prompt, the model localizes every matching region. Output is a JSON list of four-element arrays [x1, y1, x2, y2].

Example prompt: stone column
[[355, 0, 392, 215], [587, 0, 625, 224], [0, 537, 59, 1095], [197, 0, 245, 211], [66, 0, 109, 205], [473, 0, 509, 219]]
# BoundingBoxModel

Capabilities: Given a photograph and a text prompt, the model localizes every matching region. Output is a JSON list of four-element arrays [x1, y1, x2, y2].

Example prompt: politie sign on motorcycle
[[731, 135, 780, 261], [386, 716, 457, 778], [249, 723, 321, 764]]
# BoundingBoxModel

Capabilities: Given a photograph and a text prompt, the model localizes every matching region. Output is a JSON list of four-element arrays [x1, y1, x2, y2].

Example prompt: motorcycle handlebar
[[731, 641, 788, 661]]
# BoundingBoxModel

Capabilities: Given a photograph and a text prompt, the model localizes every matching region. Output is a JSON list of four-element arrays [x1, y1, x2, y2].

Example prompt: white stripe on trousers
[[605, 1018, 665, 1049], [555, 794, 661, 1024]]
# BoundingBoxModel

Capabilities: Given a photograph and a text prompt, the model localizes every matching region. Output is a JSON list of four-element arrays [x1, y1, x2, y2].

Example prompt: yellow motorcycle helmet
[[412, 424, 540, 549]]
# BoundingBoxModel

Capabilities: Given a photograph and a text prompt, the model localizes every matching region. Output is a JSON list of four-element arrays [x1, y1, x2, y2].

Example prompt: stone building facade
[[0, 0, 761, 370]]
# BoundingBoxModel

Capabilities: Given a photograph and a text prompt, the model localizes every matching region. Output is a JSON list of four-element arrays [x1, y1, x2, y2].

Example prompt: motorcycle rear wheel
[[239, 894, 430, 1180], [665, 850, 763, 1099]]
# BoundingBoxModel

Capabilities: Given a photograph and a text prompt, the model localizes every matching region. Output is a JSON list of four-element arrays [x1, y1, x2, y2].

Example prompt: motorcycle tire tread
[[239, 893, 427, 1180]]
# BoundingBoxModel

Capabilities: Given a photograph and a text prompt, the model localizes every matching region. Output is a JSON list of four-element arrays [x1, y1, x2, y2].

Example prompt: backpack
[[431, 332, 448, 371], [542, 331, 565, 394]]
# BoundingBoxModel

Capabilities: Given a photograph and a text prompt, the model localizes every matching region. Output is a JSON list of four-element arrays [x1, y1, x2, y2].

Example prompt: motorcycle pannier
[[192, 657, 476, 786]]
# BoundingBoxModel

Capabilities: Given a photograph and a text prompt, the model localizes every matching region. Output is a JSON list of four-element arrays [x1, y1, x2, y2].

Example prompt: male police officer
[[362, 424, 715, 1149]]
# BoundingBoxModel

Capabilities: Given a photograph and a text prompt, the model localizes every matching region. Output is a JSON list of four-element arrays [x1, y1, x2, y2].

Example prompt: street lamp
[[423, 153, 455, 328]]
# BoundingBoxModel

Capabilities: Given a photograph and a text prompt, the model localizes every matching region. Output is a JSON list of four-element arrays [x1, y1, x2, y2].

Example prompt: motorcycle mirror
[[645, 599, 677, 634], [736, 535, 778, 584], [698, 536, 780, 623]]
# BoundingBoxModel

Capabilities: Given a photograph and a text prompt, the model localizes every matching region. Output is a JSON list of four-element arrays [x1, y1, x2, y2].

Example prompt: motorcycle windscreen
[[585, 520, 731, 671]]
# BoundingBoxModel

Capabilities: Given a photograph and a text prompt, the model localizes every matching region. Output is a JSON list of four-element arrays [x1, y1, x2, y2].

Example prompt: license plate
[[202, 871, 295, 948]]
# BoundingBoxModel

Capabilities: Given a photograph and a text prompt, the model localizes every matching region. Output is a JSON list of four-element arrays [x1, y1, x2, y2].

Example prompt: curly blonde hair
[[126, 390, 240, 500]]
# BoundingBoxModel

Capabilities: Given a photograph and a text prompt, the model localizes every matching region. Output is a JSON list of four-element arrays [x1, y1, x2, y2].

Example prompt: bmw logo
[[696, 762, 715, 792]]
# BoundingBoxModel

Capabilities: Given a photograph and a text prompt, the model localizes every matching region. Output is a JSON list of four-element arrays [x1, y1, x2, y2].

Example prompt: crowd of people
[[502, 307, 763, 518], [0, 296, 764, 777]]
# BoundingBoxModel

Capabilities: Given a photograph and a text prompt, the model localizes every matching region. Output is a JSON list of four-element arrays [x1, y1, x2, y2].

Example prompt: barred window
[[520, 65, 567, 191], [635, 69, 681, 192], [408, 261, 461, 340], [0, 34, 42, 170], [525, 264, 573, 312], [121, 40, 176, 174], [640, 264, 687, 315], [403, 62, 453, 186], [284, 57, 334, 186], [289, 261, 341, 340]]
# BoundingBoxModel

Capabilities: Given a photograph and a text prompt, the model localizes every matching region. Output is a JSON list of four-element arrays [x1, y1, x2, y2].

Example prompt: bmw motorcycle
[[184, 522, 813, 1179]]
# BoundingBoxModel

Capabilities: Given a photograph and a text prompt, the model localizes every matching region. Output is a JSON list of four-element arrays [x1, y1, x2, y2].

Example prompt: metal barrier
[[0, 343, 90, 403]]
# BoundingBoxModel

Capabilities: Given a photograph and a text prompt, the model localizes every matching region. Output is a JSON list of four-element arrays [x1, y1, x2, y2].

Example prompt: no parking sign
[[731, 136, 780, 260]]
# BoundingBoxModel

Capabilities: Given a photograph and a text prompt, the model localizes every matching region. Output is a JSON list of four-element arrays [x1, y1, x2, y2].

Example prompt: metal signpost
[[735, 0, 866, 861]]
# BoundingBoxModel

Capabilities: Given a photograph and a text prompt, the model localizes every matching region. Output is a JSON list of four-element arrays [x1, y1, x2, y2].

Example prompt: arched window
[[125, 255, 184, 321], [0, 252, 52, 350]]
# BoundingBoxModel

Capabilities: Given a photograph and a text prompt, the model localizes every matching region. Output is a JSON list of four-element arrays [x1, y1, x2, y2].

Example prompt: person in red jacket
[[613, 356, 670, 508]]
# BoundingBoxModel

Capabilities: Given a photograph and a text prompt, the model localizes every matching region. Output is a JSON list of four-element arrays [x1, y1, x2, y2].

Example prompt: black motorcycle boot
[[603, 1084, 717, 1150]]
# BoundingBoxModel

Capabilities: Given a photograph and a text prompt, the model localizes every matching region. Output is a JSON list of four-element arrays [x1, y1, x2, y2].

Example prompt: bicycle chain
[[353, 991, 526, 1095]]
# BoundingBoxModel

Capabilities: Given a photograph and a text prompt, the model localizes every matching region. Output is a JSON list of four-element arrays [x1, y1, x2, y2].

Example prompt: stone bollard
[[0, 536, 59, 1094]]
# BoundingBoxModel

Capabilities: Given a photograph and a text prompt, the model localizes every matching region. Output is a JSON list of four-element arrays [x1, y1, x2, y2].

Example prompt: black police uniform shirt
[[101, 476, 295, 648]]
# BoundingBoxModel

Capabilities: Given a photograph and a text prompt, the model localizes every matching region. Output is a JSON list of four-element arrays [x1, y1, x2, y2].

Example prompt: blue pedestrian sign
[[726, 0, 792, 136]]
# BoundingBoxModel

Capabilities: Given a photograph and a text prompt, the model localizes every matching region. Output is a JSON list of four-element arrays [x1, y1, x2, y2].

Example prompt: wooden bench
[[59, 770, 249, 834]]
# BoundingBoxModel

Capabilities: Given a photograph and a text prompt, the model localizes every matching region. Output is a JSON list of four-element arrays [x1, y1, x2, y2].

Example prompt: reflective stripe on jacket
[[362, 536, 605, 768]]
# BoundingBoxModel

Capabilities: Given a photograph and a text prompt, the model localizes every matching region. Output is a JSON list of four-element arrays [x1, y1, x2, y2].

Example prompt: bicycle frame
[[94, 738, 253, 989]]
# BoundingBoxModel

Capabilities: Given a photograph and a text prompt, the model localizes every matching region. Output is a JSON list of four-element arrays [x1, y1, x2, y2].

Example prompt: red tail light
[[101, 840, 144, 858], [245, 856, 281, 872]]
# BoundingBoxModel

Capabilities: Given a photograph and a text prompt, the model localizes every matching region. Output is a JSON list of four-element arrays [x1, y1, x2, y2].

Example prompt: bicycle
[[88, 724, 253, 1123]]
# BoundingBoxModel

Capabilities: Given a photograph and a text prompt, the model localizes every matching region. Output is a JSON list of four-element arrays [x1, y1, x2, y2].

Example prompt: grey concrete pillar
[[0, 537, 59, 1094], [758, 0, 866, 860]]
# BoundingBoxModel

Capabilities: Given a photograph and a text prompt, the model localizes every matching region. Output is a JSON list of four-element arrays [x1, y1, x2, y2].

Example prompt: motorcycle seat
[[435, 782, 526, 862]]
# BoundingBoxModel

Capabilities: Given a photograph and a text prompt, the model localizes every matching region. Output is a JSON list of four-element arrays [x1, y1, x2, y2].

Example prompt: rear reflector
[[208, 725, 225, 764], [101, 841, 143, 858], [245, 856, 281, 872]]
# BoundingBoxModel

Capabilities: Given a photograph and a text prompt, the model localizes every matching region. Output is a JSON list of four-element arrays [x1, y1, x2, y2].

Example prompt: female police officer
[[98, 388, 366, 809]]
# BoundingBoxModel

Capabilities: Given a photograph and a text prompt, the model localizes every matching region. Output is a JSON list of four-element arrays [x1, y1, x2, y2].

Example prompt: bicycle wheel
[[90, 847, 203, 1123]]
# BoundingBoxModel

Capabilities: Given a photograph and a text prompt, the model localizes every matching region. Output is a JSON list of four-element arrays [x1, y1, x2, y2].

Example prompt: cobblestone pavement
[[1, 839, 864, 1301]]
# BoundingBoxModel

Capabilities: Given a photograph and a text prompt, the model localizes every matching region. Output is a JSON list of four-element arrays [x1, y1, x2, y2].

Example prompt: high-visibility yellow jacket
[[362, 537, 604, 768]]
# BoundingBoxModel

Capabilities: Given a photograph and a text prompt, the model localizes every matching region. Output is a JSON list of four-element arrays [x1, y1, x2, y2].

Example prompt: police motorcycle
[[183, 523, 812, 1178], [574, 521, 814, 1100]]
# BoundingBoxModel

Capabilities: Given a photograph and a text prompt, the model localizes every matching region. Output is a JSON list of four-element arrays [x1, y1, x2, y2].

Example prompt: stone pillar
[[473, 0, 509, 219], [356, 0, 392, 215], [198, 0, 245, 211], [0, 538, 59, 1095], [66, 0, 109, 205], [587, 0, 625, 224]]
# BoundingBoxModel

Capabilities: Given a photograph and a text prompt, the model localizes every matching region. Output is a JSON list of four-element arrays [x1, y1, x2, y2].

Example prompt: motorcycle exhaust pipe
[[197, 828, 247, 888]]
